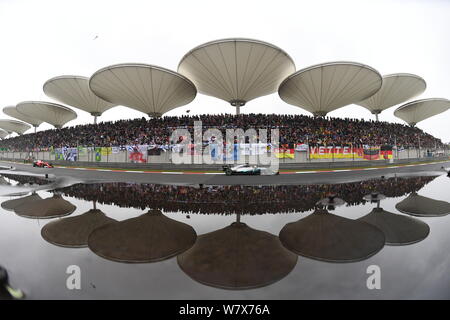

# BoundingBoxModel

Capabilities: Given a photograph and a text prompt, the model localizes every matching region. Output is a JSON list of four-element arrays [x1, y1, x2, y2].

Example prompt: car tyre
[[226, 168, 232, 176]]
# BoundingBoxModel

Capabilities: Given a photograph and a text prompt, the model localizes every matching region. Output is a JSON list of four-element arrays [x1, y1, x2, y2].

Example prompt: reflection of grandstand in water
[[53, 175, 437, 215], [88, 209, 196, 263], [177, 214, 297, 290], [358, 193, 430, 245], [0, 119, 31, 135], [0, 173, 49, 186], [41, 201, 116, 247], [396, 192, 450, 217], [13, 194, 76, 219], [315, 194, 345, 209], [279, 208, 385, 262]]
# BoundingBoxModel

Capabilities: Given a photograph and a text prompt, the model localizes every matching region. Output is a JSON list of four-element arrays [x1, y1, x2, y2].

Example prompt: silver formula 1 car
[[222, 164, 279, 176]]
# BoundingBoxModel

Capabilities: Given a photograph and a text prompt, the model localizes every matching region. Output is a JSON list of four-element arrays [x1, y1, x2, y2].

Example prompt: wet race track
[[0, 160, 450, 299]]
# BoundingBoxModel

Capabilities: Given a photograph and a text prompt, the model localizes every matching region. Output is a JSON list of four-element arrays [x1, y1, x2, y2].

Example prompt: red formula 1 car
[[33, 160, 54, 168]]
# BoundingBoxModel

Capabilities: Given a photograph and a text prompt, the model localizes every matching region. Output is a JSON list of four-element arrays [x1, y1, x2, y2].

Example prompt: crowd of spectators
[[52, 176, 435, 215], [0, 113, 444, 151]]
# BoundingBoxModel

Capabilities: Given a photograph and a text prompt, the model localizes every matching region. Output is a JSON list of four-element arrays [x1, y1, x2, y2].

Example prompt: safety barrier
[[1, 147, 448, 168]]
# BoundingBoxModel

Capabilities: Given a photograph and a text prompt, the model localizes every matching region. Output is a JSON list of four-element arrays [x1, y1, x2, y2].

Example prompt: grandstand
[[0, 113, 443, 152], [0, 37, 448, 162]]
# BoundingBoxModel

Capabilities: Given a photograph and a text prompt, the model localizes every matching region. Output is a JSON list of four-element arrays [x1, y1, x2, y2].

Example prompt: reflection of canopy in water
[[88, 209, 196, 263], [177, 221, 297, 290], [393, 98, 450, 126], [279, 209, 385, 262], [1, 193, 42, 211], [358, 207, 429, 245], [178, 38, 295, 113], [395, 192, 450, 217], [14, 194, 76, 219], [278, 61, 382, 117], [41, 209, 116, 247], [89, 63, 197, 117]]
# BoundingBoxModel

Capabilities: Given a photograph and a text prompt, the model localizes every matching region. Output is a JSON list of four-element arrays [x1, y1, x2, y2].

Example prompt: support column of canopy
[[147, 112, 162, 118], [231, 100, 246, 115], [312, 111, 327, 117], [91, 112, 101, 125], [371, 110, 382, 121]]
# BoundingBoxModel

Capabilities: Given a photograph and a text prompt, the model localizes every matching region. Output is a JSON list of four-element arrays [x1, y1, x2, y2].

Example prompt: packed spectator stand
[[0, 113, 443, 152]]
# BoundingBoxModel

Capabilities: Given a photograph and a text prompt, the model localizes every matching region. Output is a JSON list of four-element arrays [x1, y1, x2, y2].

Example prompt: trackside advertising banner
[[309, 146, 393, 160], [54, 147, 78, 161], [127, 145, 148, 163], [275, 148, 295, 159]]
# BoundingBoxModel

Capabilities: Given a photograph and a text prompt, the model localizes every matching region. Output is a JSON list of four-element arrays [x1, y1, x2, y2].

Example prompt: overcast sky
[[0, 0, 449, 142]]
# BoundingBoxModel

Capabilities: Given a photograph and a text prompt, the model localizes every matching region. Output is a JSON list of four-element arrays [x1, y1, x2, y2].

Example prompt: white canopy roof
[[89, 63, 196, 117], [16, 101, 77, 129], [3, 105, 43, 127], [0, 119, 31, 134], [0, 128, 8, 139], [278, 61, 382, 116], [43, 76, 116, 117], [357, 73, 426, 114], [178, 38, 295, 107], [394, 98, 450, 126]]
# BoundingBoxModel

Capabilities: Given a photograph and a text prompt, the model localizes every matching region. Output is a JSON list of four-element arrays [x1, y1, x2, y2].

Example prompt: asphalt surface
[[1, 160, 449, 186]]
